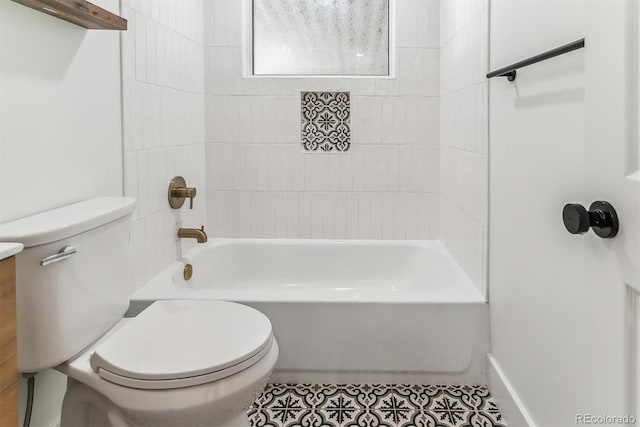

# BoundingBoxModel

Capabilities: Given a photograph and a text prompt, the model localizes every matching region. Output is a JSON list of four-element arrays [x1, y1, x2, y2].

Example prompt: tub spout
[[177, 226, 207, 243]]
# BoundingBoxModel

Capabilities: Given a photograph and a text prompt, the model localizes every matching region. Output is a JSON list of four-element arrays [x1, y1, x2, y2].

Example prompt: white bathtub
[[131, 239, 489, 383]]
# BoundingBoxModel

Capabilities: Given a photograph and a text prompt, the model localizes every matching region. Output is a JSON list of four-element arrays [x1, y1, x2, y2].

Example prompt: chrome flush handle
[[40, 246, 77, 267]]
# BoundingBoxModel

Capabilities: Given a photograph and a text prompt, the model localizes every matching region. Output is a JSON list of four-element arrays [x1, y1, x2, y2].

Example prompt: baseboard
[[486, 354, 536, 427]]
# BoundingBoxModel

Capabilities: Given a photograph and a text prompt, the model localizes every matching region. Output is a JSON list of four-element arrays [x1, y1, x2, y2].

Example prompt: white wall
[[0, 0, 123, 223], [120, 0, 207, 291], [204, 0, 441, 239], [0, 1, 123, 426], [488, 1, 627, 424], [439, 0, 489, 297]]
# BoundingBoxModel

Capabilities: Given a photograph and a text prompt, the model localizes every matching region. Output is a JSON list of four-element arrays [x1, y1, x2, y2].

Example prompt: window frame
[[241, 0, 396, 79]]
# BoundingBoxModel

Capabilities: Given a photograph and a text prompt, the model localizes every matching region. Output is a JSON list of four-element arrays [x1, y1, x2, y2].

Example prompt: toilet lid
[[90, 300, 273, 389]]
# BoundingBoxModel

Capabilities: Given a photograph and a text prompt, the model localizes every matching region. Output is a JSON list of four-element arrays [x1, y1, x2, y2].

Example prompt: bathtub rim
[[132, 238, 486, 305]]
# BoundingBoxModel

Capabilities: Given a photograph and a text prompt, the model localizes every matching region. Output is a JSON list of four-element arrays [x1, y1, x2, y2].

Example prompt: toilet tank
[[0, 198, 136, 372]]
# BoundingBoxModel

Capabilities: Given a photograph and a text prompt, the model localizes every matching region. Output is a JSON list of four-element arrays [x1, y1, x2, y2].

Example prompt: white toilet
[[0, 197, 278, 427]]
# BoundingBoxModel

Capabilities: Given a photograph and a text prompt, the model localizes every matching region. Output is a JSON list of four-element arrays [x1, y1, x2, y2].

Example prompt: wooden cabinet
[[0, 257, 17, 427]]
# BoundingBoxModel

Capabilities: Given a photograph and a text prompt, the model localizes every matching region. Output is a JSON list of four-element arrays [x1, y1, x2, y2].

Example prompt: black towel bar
[[486, 38, 585, 81]]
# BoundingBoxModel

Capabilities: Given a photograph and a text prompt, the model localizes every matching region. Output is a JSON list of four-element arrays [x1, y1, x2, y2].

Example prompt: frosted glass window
[[253, 0, 390, 76]]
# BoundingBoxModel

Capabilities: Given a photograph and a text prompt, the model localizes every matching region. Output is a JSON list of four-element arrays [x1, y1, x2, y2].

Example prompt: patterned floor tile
[[248, 384, 507, 427]]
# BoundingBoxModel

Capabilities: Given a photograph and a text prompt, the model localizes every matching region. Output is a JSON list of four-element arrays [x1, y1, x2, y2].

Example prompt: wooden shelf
[[12, 0, 127, 30]]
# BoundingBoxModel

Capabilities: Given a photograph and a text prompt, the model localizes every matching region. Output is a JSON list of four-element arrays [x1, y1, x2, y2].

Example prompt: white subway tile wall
[[205, 0, 441, 240], [121, 0, 207, 292], [119, 0, 488, 297], [440, 0, 489, 298]]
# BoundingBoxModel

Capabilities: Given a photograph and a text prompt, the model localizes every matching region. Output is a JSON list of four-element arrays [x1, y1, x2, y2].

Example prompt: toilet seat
[[89, 300, 273, 390]]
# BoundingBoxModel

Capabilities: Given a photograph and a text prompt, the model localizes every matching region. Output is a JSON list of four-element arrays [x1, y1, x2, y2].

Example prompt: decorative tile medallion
[[248, 384, 507, 427], [301, 92, 351, 152]]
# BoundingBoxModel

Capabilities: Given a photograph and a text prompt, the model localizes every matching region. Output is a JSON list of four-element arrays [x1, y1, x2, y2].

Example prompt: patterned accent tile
[[248, 384, 507, 427], [301, 92, 351, 152]]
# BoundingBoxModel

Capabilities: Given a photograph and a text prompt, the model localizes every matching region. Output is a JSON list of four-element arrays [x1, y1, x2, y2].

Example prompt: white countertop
[[0, 243, 23, 261]]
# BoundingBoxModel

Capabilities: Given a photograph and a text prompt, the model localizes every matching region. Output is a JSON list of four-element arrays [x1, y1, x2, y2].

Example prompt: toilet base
[[60, 379, 130, 427], [216, 413, 250, 427], [60, 379, 252, 427]]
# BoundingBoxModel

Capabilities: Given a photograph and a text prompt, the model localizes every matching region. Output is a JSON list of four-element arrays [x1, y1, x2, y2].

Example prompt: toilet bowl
[[60, 300, 279, 427], [0, 198, 278, 427]]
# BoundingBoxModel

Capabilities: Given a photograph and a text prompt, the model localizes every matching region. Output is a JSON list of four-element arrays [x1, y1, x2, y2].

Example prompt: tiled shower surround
[[440, 0, 489, 297], [120, 0, 489, 298], [204, 0, 441, 240], [120, 0, 207, 291]]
